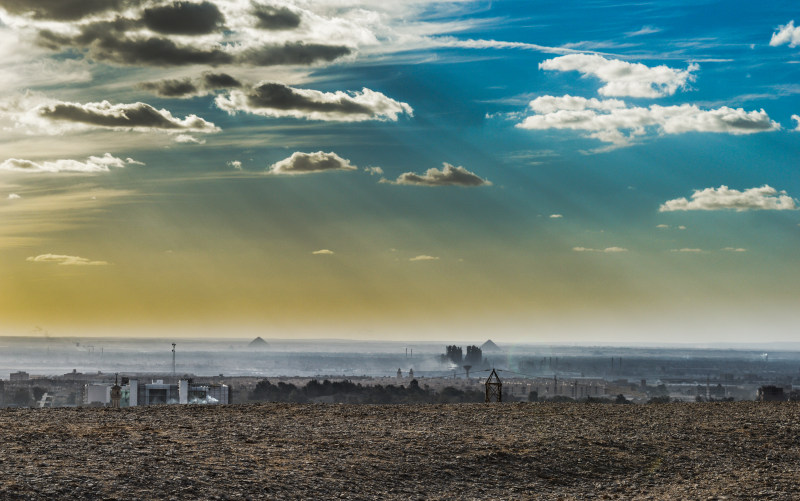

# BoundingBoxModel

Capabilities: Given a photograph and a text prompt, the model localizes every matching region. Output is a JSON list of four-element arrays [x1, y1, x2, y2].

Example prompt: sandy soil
[[0, 402, 798, 500]]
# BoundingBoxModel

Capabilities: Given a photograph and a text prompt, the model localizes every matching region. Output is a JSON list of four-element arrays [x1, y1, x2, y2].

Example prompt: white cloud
[[26, 254, 108, 266], [364, 166, 384, 176], [8, 193, 21, 200], [517, 95, 779, 149], [527, 95, 627, 114], [572, 246, 628, 253], [384, 163, 491, 187], [671, 248, 703, 253], [539, 54, 698, 98], [792, 114, 800, 131], [770, 20, 800, 48], [227, 160, 243, 170], [173, 134, 206, 144], [267, 151, 357, 175], [656, 224, 670, 229], [409, 255, 439, 261], [0, 153, 142, 173], [216, 83, 412, 122], [659, 185, 797, 212], [312, 249, 335, 255], [722, 247, 747, 252], [627, 26, 661, 37], [433, 37, 577, 55], [549, 214, 563, 219]]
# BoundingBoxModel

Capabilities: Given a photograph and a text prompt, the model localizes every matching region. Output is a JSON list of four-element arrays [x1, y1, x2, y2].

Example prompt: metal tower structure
[[485, 368, 502, 403]]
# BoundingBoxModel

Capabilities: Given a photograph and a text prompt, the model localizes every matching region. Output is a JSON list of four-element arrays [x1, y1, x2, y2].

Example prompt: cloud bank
[[540, 54, 698, 98], [23, 2, 353, 68], [1, 95, 220, 135], [216, 83, 412, 122], [573, 247, 628, 253], [0, 0, 127, 21], [517, 95, 779, 149], [385, 163, 491, 187], [409, 255, 439, 261], [26, 253, 108, 266], [268, 151, 357, 175], [0, 153, 141, 173], [37, 100, 219, 132], [660, 185, 797, 212], [138, 72, 242, 98]]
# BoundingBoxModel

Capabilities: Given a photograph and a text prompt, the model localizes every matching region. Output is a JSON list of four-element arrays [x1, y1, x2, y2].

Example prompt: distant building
[[84, 379, 229, 407], [248, 337, 269, 349], [480, 339, 503, 353], [757, 385, 786, 402], [444, 345, 463, 365], [84, 384, 112, 405], [9, 371, 29, 382]]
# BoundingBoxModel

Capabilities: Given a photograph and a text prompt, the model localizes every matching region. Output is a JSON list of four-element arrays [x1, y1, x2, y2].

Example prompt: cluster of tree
[[3, 386, 48, 407], [441, 345, 484, 366], [526, 391, 633, 404], [249, 379, 484, 404]]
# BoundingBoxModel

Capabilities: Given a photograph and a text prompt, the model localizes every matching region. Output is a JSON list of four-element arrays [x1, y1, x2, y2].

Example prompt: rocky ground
[[0, 402, 798, 500]]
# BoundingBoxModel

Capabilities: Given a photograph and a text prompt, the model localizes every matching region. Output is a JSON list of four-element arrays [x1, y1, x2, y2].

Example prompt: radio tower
[[172, 343, 176, 377]]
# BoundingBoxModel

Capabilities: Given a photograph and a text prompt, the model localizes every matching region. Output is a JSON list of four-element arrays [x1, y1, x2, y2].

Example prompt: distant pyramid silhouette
[[480, 339, 502, 352], [248, 336, 269, 348]]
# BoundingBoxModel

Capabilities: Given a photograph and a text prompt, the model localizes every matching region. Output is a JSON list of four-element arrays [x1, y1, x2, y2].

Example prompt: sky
[[1, 0, 799, 343]]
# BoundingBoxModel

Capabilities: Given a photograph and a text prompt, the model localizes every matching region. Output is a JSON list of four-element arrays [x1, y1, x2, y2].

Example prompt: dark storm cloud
[[138, 78, 199, 97], [238, 43, 351, 66], [142, 1, 225, 35], [37, 100, 218, 132], [245, 83, 373, 114], [252, 4, 302, 30], [139, 72, 242, 98], [37, 18, 351, 68], [37, 23, 234, 66], [91, 36, 234, 66], [387, 163, 492, 187], [0, 0, 127, 21], [201, 72, 242, 89]]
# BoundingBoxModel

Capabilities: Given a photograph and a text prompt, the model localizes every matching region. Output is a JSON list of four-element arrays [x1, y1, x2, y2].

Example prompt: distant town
[[2, 337, 799, 408]]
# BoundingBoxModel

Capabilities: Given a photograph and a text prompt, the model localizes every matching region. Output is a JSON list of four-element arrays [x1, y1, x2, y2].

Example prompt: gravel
[[1, 402, 798, 500]]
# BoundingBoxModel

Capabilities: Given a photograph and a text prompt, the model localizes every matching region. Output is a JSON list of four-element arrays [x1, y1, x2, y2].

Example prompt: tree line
[[248, 379, 484, 404]]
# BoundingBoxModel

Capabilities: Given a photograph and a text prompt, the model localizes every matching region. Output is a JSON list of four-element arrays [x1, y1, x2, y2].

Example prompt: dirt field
[[0, 402, 798, 500]]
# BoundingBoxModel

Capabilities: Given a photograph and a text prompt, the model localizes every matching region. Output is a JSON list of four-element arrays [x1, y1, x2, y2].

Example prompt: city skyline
[[1, 1, 799, 342]]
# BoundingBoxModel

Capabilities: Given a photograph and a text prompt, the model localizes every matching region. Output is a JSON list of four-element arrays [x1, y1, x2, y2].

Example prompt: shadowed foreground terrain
[[1, 402, 798, 500]]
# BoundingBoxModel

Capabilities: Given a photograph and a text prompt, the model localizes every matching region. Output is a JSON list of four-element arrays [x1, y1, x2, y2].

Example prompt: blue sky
[[0, 0, 798, 342]]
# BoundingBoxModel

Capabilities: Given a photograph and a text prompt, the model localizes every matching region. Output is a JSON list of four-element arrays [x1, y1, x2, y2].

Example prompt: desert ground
[[0, 402, 798, 500]]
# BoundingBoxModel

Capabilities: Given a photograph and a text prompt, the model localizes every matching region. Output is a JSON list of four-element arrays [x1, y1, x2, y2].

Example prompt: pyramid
[[480, 339, 502, 352], [248, 336, 269, 348]]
